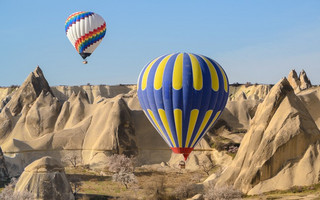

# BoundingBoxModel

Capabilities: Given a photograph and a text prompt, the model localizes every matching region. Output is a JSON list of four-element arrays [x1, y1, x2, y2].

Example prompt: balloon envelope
[[137, 53, 229, 160], [65, 11, 106, 60]]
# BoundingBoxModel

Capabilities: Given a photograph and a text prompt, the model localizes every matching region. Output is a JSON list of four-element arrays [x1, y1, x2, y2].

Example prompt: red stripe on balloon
[[75, 23, 106, 52]]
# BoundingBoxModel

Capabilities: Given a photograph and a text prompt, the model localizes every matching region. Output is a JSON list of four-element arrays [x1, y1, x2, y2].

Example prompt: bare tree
[[112, 171, 137, 189], [199, 159, 216, 176], [106, 154, 135, 173], [106, 154, 137, 189], [69, 176, 83, 199], [63, 151, 82, 168]]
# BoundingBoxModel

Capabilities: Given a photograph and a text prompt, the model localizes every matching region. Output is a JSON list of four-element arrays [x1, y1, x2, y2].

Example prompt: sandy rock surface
[[14, 156, 74, 200], [210, 78, 320, 194], [1, 66, 320, 196]]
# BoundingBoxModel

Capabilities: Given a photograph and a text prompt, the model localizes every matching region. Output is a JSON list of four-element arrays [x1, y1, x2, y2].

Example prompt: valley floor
[[64, 166, 320, 200], [65, 165, 206, 199]]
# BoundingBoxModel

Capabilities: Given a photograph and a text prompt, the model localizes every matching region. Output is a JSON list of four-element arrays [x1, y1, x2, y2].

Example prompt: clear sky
[[1, 0, 319, 86]]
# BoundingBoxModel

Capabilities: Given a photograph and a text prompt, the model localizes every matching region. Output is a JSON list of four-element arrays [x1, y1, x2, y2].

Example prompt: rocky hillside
[[51, 84, 136, 104], [206, 73, 319, 194], [1, 66, 319, 196]]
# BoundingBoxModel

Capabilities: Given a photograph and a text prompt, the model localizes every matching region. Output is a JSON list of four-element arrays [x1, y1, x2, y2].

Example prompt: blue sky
[[0, 0, 319, 86]]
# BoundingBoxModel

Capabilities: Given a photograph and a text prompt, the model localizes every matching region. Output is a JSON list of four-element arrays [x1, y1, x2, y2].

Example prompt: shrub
[[191, 173, 203, 183], [173, 183, 199, 199], [290, 186, 304, 193], [0, 178, 34, 200], [227, 145, 239, 154], [205, 184, 242, 200]]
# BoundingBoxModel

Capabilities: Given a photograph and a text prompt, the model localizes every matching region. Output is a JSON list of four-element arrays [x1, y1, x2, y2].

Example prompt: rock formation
[[236, 92, 247, 101], [220, 99, 260, 130], [298, 87, 320, 129], [299, 70, 312, 90], [48, 83, 272, 103], [1, 66, 53, 116], [0, 95, 11, 113], [287, 70, 301, 92], [25, 91, 61, 137], [0, 108, 14, 142], [210, 78, 320, 194], [228, 84, 272, 101], [14, 156, 74, 200], [0, 87, 16, 108], [287, 69, 312, 93], [51, 84, 136, 103], [0, 66, 141, 174], [1, 66, 320, 195], [0, 147, 9, 182], [82, 96, 138, 168]]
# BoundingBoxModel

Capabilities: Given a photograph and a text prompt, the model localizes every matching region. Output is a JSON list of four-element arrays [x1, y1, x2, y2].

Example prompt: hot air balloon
[[65, 11, 106, 64], [137, 53, 229, 161]]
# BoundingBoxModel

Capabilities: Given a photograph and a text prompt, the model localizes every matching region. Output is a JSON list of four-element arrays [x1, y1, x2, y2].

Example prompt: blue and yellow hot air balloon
[[137, 53, 229, 160]]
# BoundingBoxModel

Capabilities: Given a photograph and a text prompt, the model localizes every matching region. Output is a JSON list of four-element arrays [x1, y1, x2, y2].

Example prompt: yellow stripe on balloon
[[191, 110, 213, 147], [154, 54, 174, 90], [185, 109, 199, 147], [215, 62, 228, 93], [146, 109, 170, 145], [189, 54, 203, 90], [141, 56, 161, 90], [172, 53, 184, 90], [174, 109, 183, 147], [200, 56, 219, 91], [204, 111, 221, 134], [158, 109, 177, 147]]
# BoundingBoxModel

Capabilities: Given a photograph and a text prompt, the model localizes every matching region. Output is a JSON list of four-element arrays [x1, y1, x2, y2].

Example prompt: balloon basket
[[179, 160, 186, 169]]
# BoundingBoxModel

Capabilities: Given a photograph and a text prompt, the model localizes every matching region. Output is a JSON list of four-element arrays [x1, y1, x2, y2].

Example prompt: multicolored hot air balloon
[[137, 53, 229, 160], [65, 11, 106, 64]]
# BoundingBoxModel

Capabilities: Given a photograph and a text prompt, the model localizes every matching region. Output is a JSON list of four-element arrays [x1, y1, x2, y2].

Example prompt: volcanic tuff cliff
[[51, 84, 136, 104], [0, 67, 142, 175], [1, 66, 320, 195], [208, 78, 320, 194]]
